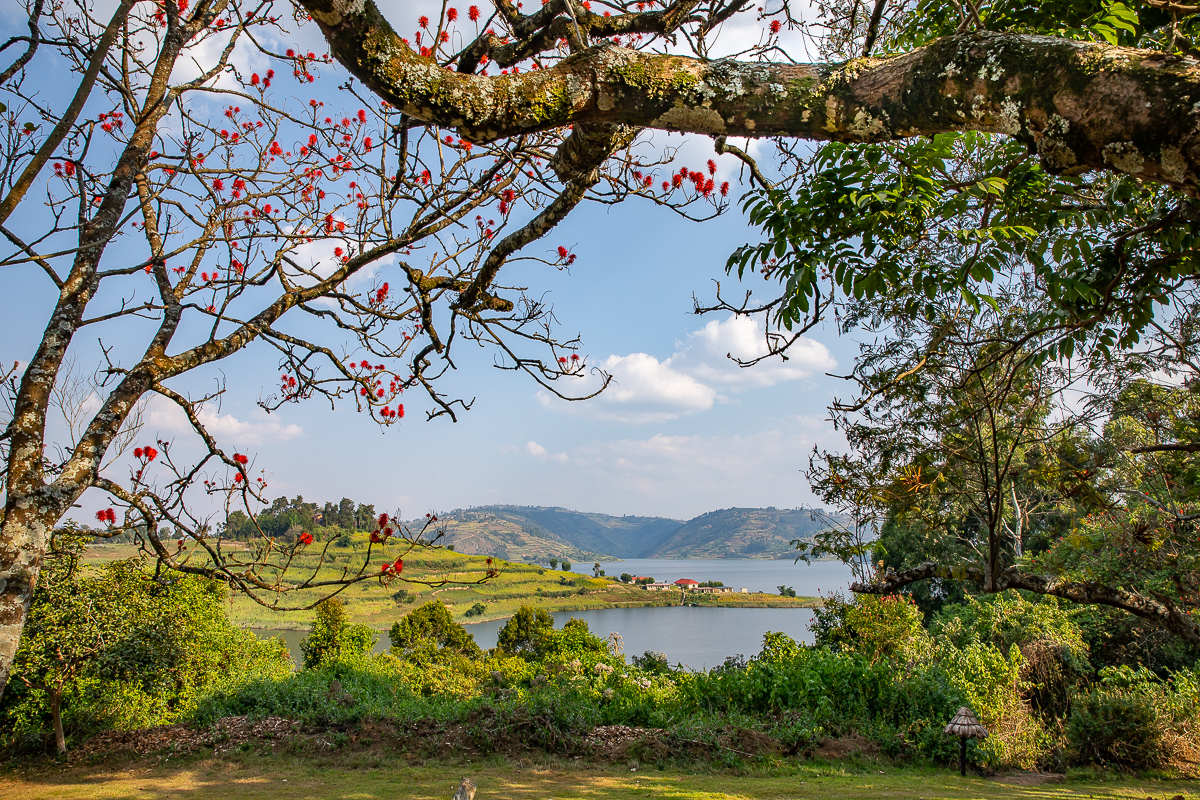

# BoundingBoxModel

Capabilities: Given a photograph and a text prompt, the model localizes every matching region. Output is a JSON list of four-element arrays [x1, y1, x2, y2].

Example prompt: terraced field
[[82, 542, 818, 631]]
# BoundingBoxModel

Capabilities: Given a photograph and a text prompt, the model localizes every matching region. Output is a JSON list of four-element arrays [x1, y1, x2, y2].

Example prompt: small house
[[642, 582, 675, 591], [674, 578, 699, 589]]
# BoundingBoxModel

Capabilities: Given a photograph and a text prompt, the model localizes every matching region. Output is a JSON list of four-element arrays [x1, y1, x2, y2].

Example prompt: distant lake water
[[253, 559, 853, 670]]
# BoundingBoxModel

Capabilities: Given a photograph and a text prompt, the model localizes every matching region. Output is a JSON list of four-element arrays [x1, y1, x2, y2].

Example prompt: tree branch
[[852, 561, 1200, 644], [299, 0, 1200, 194]]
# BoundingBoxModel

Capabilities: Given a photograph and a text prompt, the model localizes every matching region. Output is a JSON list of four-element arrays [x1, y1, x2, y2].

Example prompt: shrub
[[299, 598, 375, 669], [390, 601, 481, 658], [1068, 687, 1162, 770], [496, 606, 555, 656]]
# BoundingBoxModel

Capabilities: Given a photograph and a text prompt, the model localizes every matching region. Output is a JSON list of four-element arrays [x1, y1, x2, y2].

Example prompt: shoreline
[[243, 593, 824, 632]]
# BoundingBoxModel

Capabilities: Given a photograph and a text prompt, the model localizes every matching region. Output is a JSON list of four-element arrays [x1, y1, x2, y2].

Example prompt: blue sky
[[2, 1, 860, 522]]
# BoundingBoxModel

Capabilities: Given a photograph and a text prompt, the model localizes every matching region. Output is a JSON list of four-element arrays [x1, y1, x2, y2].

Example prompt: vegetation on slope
[[83, 542, 819, 631]]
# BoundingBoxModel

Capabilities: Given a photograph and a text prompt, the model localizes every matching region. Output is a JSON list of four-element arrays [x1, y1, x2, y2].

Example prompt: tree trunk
[[51, 684, 65, 755], [0, 507, 53, 705]]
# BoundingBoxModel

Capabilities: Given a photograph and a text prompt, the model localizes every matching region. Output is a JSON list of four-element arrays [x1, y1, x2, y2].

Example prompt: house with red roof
[[674, 578, 699, 588]]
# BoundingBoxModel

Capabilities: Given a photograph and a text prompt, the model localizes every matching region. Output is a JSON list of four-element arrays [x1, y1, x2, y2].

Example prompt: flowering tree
[[4, 0, 1200, 702]]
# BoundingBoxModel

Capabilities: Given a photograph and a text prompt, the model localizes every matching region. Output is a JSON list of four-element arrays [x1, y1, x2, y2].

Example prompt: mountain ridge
[[422, 504, 833, 561]]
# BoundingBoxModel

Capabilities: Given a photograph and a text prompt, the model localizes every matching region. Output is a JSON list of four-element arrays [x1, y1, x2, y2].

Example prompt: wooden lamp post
[[944, 706, 987, 776]]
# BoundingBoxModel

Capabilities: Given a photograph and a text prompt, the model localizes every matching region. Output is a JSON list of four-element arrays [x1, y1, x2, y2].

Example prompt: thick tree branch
[[852, 561, 1200, 644], [298, 0, 1200, 194]]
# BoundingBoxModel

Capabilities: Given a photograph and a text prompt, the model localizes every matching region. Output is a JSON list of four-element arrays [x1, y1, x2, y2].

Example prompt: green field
[[3, 756, 1196, 800], [82, 543, 818, 631]]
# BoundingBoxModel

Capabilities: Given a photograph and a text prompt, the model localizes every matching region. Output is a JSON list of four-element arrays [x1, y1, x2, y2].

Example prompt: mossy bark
[[300, 0, 1200, 194]]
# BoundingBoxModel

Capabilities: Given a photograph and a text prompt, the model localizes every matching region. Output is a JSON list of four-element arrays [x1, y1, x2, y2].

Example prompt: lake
[[253, 558, 854, 670]]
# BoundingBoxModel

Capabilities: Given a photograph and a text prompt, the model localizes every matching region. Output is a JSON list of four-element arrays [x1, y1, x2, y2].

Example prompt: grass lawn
[[82, 544, 818, 630], [2, 757, 1197, 800]]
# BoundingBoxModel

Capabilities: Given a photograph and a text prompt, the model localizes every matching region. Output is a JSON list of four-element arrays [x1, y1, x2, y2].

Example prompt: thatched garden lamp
[[944, 706, 987, 776]]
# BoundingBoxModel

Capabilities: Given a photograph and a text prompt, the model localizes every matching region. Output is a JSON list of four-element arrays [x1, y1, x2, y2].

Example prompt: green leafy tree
[[388, 600, 481, 658], [299, 598, 375, 669], [2, 534, 288, 753], [496, 605, 556, 657]]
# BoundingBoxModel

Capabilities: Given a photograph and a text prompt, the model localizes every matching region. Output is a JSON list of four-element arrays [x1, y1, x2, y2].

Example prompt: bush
[[299, 598, 375, 669], [1, 543, 290, 753], [1068, 687, 1162, 770], [464, 602, 488, 618]]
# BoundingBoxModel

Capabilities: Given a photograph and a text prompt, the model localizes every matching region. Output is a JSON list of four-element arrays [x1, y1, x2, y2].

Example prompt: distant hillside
[[650, 507, 832, 558], [428, 505, 831, 561]]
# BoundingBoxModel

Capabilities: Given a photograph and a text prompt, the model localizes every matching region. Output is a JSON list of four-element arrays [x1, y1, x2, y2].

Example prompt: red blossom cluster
[[556, 245, 577, 265], [52, 161, 76, 177], [298, 532, 314, 545], [95, 508, 117, 525], [379, 558, 404, 575], [134, 445, 158, 461], [98, 111, 124, 134], [249, 69, 275, 89], [770, 19, 782, 34]]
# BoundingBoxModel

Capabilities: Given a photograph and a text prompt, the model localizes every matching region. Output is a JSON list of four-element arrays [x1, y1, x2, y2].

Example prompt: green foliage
[[2, 537, 289, 753], [496, 605, 555, 656], [809, 592, 931, 664], [299, 598, 375, 669], [389, 601, 481, 658], [464, 602, 487, 618], [1067, 665, 1200, 771], [777, 585, 796, 597]]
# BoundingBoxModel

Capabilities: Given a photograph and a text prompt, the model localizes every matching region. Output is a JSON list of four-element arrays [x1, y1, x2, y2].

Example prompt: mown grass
[[3, 756, 1198, 800], [82, 543, 818, 630]]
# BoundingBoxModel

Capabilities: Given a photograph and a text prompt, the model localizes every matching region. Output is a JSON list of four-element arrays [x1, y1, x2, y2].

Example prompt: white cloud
[[539, 352, 717, 424], [674, 314, 836, 389], [538, 316, 833, 423], [147, 397, 303, 445], [534, 416, 840, 516], [526, 440, 569, 462]]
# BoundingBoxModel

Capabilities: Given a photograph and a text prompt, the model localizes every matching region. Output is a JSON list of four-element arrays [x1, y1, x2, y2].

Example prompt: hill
[[649, 507, 833, 558], [430, 505, 831, 561]]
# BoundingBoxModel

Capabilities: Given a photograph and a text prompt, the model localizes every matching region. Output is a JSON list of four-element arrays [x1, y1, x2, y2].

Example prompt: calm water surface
[[253, 559, 853, 670]]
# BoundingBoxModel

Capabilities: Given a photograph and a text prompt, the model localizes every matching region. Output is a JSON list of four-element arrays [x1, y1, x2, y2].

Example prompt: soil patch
[[813, 734, 879, 760]]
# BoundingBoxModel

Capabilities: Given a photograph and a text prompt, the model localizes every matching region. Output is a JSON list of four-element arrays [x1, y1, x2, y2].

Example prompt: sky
[[0, 1, 867, 523]]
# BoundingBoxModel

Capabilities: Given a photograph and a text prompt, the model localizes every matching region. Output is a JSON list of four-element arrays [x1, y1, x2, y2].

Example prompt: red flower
[[557, 245, 569, 259], [370, 531, 383, 543], [447, 7, 458, 21], [468, 5, 480, 21], [418, 15, 429, 28], [234, 453, 249, 465], [720, 181, 730, 197], [298, 532, 314, 545], [379, 513, 390, 528], [707, 159, 717, 175], [134, 447, 143, 458], [770, 19, 782, 34], [393, 558, 404, 573]]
